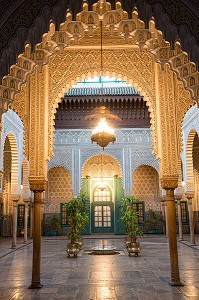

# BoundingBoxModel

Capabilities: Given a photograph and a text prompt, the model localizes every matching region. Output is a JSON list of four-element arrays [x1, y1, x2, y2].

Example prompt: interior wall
[[45, 166, 73, 213], [132, 165, 160, 211]]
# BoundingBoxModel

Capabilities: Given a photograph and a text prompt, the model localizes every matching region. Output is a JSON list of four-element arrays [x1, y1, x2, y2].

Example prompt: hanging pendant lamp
[[91, 20, 116, 150]]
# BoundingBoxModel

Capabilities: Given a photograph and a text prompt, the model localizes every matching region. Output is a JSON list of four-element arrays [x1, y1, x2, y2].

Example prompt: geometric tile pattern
[[132, 165, 161, 211], [45, 166, 73, 213]]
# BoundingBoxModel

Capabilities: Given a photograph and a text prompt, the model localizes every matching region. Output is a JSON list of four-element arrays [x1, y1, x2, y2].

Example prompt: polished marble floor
[[0, 235, 199, 299]]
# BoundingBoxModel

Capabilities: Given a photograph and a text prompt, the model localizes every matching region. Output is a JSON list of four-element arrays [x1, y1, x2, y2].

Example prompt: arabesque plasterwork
[[0, 0, 197, 178], [49, 128, 158, 196]]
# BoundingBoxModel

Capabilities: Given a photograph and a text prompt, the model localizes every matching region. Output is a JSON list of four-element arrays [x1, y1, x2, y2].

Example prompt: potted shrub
[[43, 213, 62, 236], [120, 196, 143, 256], [146, 209, 165, 234], [65, 193, 89, 257]]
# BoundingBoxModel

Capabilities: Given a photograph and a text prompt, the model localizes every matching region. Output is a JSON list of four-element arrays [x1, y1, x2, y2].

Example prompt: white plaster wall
[[49, 128, 159, 195]]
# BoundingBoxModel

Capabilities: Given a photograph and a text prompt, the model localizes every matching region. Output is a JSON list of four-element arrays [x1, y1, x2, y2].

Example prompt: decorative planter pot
[[78, 237, 83, 249], [126, 238, 141, 256], [67, 243, 80, 257]]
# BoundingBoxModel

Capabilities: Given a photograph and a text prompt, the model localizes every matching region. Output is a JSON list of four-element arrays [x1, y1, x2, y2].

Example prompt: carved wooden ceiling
[[55, 88, 150, 129]]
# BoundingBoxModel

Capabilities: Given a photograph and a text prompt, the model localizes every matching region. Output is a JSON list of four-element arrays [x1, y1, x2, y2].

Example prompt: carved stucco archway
[[0, 0, 196, 179], [82, 153, 123, 203], [4, 132, 19, 197], [82, 153, 122, 179], [185, 130, 198, 193]]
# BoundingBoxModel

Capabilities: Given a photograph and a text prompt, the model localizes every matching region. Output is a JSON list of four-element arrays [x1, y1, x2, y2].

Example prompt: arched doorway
[[82, 153, 123, 234], [91, 185, 114, 233]]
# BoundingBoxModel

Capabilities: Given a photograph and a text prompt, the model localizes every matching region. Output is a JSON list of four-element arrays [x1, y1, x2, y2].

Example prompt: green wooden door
[[91, 186, 114, 233]]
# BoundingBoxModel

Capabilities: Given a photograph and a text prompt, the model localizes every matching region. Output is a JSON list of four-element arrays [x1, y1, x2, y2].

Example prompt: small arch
[[4, 132, 19, 196], [46, 166, 73, 213], [132, 164, 160, 211], [82, 153, 122, 179], [176, 58, 181, 67], [190, 77, 195, 86], [185, 129, 197, 190], [183, 67, 188, 77]]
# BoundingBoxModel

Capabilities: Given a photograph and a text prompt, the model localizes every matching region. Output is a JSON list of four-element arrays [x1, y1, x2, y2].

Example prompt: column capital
[[161, 176, 178, 190], [175, 194, 182, 201], [185, 192, 194, 199], [29, 177, 47, 192], [10, 194, 19, 202]]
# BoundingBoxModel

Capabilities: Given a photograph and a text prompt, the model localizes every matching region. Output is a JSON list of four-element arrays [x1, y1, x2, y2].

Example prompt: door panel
[[91, 201, 114, 233]]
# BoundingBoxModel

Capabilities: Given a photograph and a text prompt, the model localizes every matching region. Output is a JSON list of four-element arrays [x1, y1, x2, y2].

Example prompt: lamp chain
[[100, 20, 104, 105]]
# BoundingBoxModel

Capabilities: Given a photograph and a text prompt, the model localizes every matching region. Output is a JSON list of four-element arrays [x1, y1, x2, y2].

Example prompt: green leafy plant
[[65, 192, 89, 243], [120, 196, 143, 239], [146, 209, 165, 231], [43, 213, 62, 233]]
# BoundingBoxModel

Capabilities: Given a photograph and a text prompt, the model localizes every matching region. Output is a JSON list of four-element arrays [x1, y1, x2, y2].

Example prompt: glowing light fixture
[[91, 20, 116, 149], [91, 117, 116, 150]]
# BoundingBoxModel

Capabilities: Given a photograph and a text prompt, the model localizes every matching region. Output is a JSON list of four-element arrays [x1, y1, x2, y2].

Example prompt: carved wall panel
[[28, 67, 48, 179], [132, 165, 160, 211], [82, 154, 122, 178], [156, 63, 194, 177], [181, 105, 199, 193], [45, 166, 73, 213]]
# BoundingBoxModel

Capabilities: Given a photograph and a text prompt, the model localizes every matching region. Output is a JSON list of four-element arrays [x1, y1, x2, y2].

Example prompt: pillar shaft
[[161, 177, 182, 286], [29, 178, 46, 289], [187, 197, 195, 245], [166, 188, 182, 285], [23, 201, 29, 243], [161, 198, 167, 235], [30, 202, 33, 239], [177, 199, 183, 240], [11, 200, 18, 249], [29, 191, 43, 288]]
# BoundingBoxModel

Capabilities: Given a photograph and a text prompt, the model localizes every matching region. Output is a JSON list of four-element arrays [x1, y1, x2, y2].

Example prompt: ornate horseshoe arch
[[0, 0, 197, 175]]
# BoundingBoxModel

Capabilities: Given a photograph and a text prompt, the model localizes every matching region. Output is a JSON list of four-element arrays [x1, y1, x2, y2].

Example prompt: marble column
[[186, 193, 195, 245], [176, 197, 183, 241], [29, 179, 46, 289], [161, 177, 182, 286], [161, 197, 167, 235], [23, 200, 29, 243], [164, 197, 169, 237], [11, 199, 19, 249], [30, 200, 33, 239]]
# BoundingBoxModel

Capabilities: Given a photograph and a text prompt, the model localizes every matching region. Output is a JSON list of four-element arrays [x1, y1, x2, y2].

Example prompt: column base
[[169, 280, 184, 286], [178, 238, 183, 241], [10, 245, 16, 249], [28, 282, 43, 289]]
